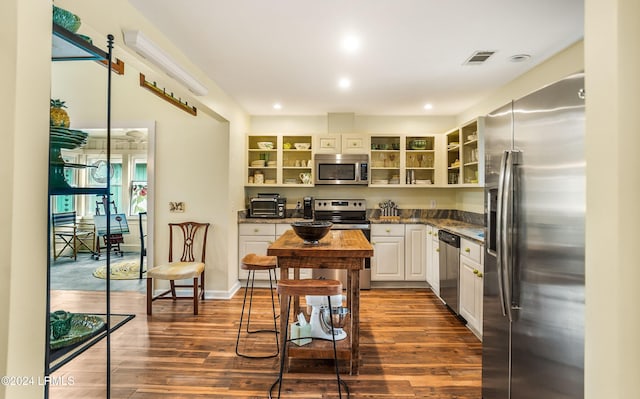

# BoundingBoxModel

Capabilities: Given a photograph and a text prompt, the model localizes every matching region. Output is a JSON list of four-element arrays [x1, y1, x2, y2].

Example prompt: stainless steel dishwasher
[[438, 230, 461, 314]]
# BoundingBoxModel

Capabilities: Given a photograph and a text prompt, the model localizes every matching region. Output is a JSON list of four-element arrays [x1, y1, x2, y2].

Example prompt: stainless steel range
[[312, 199, 371, 289]]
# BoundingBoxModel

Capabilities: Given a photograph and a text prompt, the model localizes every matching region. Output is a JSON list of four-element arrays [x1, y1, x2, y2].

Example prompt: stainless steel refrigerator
[[483, 73, 585, 399]]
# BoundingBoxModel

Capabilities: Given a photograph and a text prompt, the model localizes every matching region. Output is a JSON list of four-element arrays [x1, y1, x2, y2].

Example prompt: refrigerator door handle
[[486, 190, 495, 256], [496, 150, 509, 318], [501, 150, 522, 322], [509, 150, 522, 312]]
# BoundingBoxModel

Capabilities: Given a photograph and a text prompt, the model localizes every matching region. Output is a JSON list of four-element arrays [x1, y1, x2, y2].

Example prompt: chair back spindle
[[169, 222, 210, 263]]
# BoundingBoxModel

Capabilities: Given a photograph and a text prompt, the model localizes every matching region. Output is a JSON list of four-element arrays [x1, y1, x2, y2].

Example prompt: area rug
[[93, 261, 144, 280]]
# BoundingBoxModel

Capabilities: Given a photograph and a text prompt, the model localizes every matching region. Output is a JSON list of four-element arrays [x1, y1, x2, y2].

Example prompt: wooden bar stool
[[235, 253, 280, 359], [269, 279, 349, 399]]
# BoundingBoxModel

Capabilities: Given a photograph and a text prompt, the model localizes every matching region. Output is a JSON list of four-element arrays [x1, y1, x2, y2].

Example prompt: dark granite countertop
[[238, 209, 485, 243]]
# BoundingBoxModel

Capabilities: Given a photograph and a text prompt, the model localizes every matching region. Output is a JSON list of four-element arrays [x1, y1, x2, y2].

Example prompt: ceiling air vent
[[464, 50, 496, 65]]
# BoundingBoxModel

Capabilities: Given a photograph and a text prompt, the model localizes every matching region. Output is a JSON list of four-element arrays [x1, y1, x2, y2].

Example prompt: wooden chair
[[235, 253, 279, 358], [52, 211, 96, 260], [269, 279, 349, 399], [146, 221, 210, 315]]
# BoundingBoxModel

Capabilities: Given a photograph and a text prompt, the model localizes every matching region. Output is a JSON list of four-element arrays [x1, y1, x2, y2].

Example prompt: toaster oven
[[249, 193, 286, 218]]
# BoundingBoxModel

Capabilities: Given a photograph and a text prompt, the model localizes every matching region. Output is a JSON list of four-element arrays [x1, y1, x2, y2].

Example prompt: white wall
[[457, 40, 584, 124], [251, 114, 456, 135], [1, 0, 50, 397], [246, 186, 461, 213], [52, 60, 232, 295], [585, 0, 640, 397]]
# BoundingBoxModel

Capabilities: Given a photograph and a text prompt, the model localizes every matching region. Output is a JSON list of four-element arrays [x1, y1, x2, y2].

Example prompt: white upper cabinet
[[341, 134, 370, 154], [313, 134, 341, 154]]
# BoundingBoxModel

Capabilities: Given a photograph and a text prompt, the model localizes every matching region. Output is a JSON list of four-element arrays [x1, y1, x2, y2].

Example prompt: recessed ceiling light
[[423, 103, 433, 110], [273, 103, 282, 110], [338, 78, 351, 90], [341, 34, 360, 53], [509, 54, 531, 62]]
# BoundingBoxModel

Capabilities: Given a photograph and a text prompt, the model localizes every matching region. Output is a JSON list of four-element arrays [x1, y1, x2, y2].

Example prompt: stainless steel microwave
[[314, 154, 369, 185], [248, 194, 286, 218]]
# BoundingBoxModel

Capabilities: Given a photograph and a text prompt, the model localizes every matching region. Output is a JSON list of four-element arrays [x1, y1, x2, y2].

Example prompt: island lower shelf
[[286, 322, 352, 361]]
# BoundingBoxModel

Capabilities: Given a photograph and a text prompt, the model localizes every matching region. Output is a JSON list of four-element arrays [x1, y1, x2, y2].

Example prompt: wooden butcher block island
[[268, 229, 374, 375]]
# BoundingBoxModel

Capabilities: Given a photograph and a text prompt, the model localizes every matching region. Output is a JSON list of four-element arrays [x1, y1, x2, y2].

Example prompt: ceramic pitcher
[[299, 172, 311, 184]]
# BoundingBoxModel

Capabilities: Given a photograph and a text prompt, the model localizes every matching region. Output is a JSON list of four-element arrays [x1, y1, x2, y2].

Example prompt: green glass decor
[[49, 310, 73, 340], [52, 5, 81, 33], [50, 314, 106, 350]]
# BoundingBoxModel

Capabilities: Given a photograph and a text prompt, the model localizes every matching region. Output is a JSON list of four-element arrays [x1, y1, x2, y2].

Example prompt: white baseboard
[[152, 281, 242, 300]]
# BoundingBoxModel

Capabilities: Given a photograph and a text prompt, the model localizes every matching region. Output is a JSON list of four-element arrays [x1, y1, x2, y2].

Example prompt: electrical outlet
[[430, 199, 437, 209]]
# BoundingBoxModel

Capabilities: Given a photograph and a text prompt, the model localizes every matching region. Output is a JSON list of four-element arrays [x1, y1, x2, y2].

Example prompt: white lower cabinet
[[405, 224, 426, 280], [238, 223, 310, 280], [371, 224, 425, 281], [426, 225, 440, 296], [371, 224, 405, 281], [238, 224, 277, 280], [459, 238, 484, 338]]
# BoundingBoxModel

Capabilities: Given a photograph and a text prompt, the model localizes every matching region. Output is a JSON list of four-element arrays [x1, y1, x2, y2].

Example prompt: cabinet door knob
[[477, 272, 483, 278], [473, 269, 479, 274], [254, 228, 259, 233], [385, 228, 391, 233], [436, 248, 440, 252], [465, 248, 471, 253]]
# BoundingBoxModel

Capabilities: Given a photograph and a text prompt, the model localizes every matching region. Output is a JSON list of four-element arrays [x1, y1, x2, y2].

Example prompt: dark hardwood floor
[[50, 288, 481, 398]]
